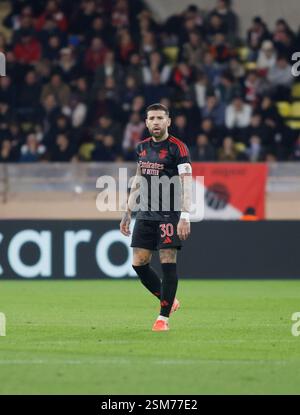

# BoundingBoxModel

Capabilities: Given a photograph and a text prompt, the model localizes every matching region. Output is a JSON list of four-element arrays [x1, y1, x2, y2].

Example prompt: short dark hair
[[146, 103, 169, 117]]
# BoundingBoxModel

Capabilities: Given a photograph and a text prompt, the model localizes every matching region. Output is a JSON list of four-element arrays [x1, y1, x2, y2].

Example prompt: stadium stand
[[0, 0, 299, 163]]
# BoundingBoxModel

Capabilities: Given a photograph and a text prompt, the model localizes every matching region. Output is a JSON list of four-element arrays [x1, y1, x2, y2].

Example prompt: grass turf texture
[[0, 280, 300, 395]]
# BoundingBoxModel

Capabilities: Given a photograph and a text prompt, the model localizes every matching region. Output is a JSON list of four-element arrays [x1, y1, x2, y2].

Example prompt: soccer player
[[120, 103, 192, 331]]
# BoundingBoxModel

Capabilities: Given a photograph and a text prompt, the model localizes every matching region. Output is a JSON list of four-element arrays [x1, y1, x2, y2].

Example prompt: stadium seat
[[291, 102, 300, 118], [286, 120, 300, 129], [235, 142, 247, 152], [291, 83, 300, 99], [237, 47, 250, 62], [78, 143, 95, 161], [276, 102, 291, 118], [244, 62, 257, 70], [162, 46, 179, 63]]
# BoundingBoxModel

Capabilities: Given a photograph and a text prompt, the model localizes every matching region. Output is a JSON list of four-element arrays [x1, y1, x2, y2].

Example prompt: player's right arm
[[120, 164, 141, 236]]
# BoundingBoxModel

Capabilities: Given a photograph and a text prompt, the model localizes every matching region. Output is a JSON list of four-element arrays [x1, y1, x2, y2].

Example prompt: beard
[[150, 126, 167, 139]]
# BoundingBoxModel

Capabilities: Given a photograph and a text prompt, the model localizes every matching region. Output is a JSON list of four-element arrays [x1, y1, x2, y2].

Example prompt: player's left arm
[[176, 144, 192, 241]]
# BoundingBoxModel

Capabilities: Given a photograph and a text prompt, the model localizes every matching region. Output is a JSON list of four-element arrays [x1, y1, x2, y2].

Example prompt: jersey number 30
[[160, 223, 174, 238]]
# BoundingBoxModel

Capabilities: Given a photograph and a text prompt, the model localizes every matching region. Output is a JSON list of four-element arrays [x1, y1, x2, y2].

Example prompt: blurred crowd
[[0, 0, 300, 163]]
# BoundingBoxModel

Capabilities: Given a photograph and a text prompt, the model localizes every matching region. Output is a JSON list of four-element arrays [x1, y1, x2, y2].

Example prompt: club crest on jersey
[[159, 149, 168, 159], [139, 149, 147, 157]]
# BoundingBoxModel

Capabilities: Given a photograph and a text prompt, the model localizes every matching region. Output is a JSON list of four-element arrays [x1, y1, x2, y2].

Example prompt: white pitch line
[[0, 359, 290, 366], [3, 339, 297, 346]]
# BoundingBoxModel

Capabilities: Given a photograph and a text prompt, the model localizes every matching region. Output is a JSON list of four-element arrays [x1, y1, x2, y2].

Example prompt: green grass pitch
[[0, 279, 300, 395]]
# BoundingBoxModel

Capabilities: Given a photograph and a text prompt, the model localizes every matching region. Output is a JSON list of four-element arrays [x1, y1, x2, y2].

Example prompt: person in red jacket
[[35, 0, 68, 32], [84, 37, 108, 73], [13, 30, 42, 65]]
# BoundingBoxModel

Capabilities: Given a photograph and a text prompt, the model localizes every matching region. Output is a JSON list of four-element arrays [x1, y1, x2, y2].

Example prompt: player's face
[[146, 110, 171, 139]]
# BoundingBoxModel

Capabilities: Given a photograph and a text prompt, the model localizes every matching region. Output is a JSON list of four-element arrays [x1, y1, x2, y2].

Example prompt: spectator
[[259, 95, 282, 125], [191, 133, 216, 161], [122, 75, 141, 110], [123, 112, 145, 155], [93, 115, 121, 147], [51, 133, 76, 162], [84, 37, 108, 74], [242, 113, 268, 146], [209, 33, 233, 64], [86, 14, 114, 47], [246, 135, 266, 161], [43, 113, 72, 148], [228, 57, 245, 82], [17, 70, 41, 120], [35, 0, 68, 32], [117, 28, 136, 64], [13, 29, 42, 64], [247, 16, 270, 57], [38, 16, 66, 51], [92, 134, 119, 161], [243, 70, 261, 104], [69, 0, 97, 36], [172, 62, 194, 93], [140, 31, 157, 57], [41, 73, 71, 107], [0, 32, 7, 53], [209, 0, 238, 41], [192, 71, 211, 109], [93, 50, 123, 90], [143, 71, 170, 106], [143, 51, 171, 85], [111, 0, 130, 30], [8, 122, 25, 149], [19, 133, 46, 162], [202, 94, 225, 126], [225, 97, 252, 129], [180, 31, 206, 68], [272, 18, 295, 58], [257, 40, 277, 74], [171, 114, 191, 144], [0, 76, 16, 107], [218, 136, 238, 161], [126, 52, 143, 86], [216, 71, 241, 103], [0, 140, 15, 162], [199, 117, 223, 148], [205, 13, 227, 41], [201, 51, 222, 86], [55, 47, 81, 83], [267, 56, 293, 99], [131, 95, 146, 115], [72, 77, 90, 104], [0, 102, 13, 130], [102, 76, 121, 104], [62, 94, 87, 129]]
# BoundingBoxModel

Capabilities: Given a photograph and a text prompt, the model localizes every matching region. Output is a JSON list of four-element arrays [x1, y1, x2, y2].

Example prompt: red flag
[[192, 163, 268, 220]]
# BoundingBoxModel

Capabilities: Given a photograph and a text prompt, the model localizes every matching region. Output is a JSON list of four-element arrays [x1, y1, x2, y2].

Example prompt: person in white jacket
[[225, 96, 252, 129], [257, 40, 277, 72]]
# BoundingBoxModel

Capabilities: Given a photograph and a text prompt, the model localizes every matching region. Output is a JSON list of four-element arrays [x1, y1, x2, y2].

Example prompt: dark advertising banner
[[0, 220, 299, 279]]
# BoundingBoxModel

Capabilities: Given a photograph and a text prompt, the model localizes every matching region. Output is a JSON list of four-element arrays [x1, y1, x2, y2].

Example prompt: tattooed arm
[[120, 164, 141, 237], [177, 165, 192, 241]]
